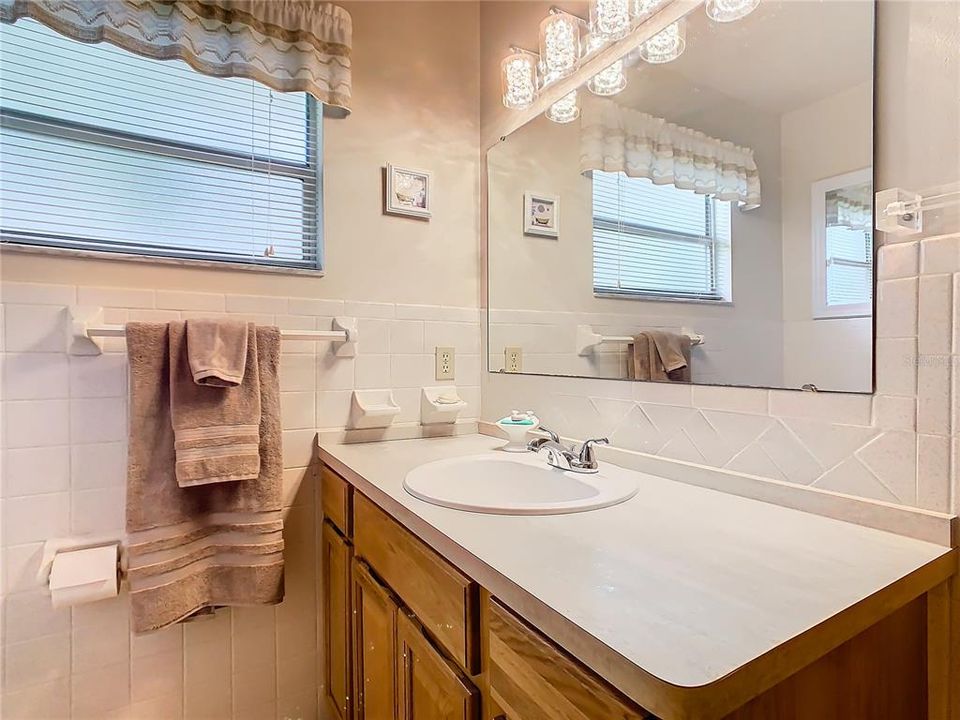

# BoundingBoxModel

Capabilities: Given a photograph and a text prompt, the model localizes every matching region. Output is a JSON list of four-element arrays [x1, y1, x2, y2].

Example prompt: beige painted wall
[[0, 1, 482, 309], [781, 82, 874, 392]]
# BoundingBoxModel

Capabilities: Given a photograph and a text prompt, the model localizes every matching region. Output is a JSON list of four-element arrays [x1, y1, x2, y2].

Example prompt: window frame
[[0, 44, 324, 274], [810, 167, 873, 320], [591, 172, 732, 304]]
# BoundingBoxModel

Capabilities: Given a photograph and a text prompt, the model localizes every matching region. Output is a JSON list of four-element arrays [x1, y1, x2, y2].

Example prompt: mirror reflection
[[487, 0, 875, 392]]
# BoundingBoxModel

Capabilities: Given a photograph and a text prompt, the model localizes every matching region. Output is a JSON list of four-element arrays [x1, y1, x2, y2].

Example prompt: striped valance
[[580, 98, 761, 210], [0, 0, 352, 117]]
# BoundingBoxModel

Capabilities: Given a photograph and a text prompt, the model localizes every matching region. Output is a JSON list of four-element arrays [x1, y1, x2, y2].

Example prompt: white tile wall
[[0, 283, 481, 720], [484, 232, 960, 514]]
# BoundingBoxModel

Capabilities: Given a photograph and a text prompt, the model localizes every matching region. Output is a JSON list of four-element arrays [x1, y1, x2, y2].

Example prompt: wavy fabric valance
[[580, 99, 761, 210], [0, 0, 352, 117]]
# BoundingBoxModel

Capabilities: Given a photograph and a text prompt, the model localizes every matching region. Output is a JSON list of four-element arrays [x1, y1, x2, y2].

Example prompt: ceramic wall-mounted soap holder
[[421, 387, 468, 425], [349, 390, 401, 429]]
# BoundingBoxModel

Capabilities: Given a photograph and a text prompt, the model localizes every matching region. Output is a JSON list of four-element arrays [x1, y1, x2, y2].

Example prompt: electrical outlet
[[435, 347, 455, 380], [504, 347, 523, 373]]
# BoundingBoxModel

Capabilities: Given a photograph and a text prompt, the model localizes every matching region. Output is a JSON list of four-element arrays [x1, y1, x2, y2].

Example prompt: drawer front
[[487, 599, 652, 720], [354, 493, 479, 674], [322, 467, 353, 538]]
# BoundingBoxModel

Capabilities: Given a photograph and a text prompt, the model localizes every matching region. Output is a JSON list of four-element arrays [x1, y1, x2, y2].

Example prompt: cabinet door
[[397, 611, 478, 720], [323, 521, 353, 720], [353, 560, 399, 720]]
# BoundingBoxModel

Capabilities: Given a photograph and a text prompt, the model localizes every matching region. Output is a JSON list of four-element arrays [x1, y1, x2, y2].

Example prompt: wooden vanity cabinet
[[322, 520, 354, 720], [352, 559, 399, 720], [397, 610, 480, 720], [486, 598, 653, 720]]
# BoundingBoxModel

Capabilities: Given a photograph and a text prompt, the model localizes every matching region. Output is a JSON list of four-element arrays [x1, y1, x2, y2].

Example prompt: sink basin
[[403, 452, 638, 515]]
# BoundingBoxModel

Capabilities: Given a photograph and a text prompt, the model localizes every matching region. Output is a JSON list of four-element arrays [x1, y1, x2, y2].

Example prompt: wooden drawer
[[487, 599, 653, 720], [354, 493, 479, 674], [322, 467, 353, 538]]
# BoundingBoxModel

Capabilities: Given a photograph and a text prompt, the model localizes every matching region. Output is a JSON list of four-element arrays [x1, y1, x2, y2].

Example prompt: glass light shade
[[588, 59, 627, 96], [539, 13, 581, 81], [590, 0, 631, 41], [500, 53, 538, 110], [630, 0, 665, 20], [705, 0, 760, 23], [546, 90, 579, 124], [638, 19, 686, 64]]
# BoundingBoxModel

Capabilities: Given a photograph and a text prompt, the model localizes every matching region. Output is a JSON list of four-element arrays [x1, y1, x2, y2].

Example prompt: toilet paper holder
[[36, 533, 127, 586]]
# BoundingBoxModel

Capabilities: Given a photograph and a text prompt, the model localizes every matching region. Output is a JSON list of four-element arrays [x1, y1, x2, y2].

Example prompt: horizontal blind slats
[[0, 19, 320, 270], [593, 170, 729, 299]]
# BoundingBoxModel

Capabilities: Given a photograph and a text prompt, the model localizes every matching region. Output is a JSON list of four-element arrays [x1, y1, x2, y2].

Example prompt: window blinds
[[825, 224, 873, 307], [592, 170, 731, 300], [0, 19, 322, 270]]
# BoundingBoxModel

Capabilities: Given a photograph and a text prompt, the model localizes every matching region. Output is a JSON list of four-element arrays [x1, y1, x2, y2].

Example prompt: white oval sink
[[403, 453, 638, 515]]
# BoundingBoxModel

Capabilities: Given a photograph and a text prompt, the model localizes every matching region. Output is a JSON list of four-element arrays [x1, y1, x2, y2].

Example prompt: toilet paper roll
[[49, 544, 119, 608]]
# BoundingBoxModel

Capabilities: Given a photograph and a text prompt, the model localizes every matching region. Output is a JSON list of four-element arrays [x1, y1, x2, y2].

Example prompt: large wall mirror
[[487, 0, 875, 392]]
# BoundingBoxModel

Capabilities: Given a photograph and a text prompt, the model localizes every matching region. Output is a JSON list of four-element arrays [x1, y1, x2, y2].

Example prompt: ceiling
[[625, 0, 874, 117]]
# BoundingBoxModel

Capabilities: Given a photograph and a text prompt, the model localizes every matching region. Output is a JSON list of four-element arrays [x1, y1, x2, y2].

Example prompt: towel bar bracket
[[66, 306, 361, 357]]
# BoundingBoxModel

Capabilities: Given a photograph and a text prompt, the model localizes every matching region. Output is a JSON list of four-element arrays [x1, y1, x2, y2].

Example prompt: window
[[0, 20, 322, 271], [811, 169, 873, 319], [592, 170, 732, 302]]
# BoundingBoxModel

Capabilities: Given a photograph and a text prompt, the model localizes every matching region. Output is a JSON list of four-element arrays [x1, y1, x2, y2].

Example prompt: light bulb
[[639, 19, 685, 63], [705, 0, 760, 23], [631, 0, 665, 20], [501, 52, 538, 110], [546, 90, 579, 124], [539, 12, 581, 81], [590, 0, 631, 41], [588, 59, 627, 96], [586, 35, 627, 96]]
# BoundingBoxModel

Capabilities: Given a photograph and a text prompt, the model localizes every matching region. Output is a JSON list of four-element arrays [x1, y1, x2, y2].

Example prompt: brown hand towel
[[125, 322, 284, 634], [649, 330, 692, 382], [170, 321, 260, 487], [628, 331, 691, 382], [186, 318, 249, 387]]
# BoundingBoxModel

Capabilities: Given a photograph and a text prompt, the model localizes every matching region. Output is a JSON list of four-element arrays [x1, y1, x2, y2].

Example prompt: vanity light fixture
[[590, 0, 632, 41], [638, 18, 686, 63], [501, 49, 539, 109], [705, 0, 760, 23], [539, 10, 582, 82], [546, 89, 580, 124], [586, 35, 627, 96]]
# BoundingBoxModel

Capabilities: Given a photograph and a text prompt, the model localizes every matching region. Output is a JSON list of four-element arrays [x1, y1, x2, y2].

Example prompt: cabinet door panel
[[397, 611, 478, 720], [353, 560, 399, 720], [323, 521, 353, 720]]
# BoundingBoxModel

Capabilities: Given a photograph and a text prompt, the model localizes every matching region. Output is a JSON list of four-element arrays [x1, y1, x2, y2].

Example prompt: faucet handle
[[536, 426, 560, 443], [578, 437, 609, 465]]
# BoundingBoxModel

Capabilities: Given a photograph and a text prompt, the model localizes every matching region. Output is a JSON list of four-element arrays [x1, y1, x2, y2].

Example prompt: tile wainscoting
[[0, 282, 480, 720]]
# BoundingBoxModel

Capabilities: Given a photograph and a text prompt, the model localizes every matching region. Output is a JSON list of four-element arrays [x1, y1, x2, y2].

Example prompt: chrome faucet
[[527, 427, 609, 474]]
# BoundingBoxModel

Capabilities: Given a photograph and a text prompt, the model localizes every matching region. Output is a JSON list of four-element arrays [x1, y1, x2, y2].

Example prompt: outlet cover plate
[[435, 346, 455, 381], [505, 347, 523, 373]]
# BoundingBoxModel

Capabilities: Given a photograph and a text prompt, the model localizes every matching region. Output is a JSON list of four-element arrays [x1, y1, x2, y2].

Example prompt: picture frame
[[523, 192, 559, 238], [385, 163, 432, 219]]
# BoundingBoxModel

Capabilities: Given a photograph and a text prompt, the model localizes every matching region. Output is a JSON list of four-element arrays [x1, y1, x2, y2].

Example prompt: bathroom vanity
[[318, 435, 956, 720]]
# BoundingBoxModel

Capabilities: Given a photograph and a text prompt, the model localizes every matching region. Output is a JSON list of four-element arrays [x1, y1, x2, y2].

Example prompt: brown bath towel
[[628, 331, 691, 382], [125, 322, 284, 634], [170, 321, 260, 487], [186, 318, 249, 387]]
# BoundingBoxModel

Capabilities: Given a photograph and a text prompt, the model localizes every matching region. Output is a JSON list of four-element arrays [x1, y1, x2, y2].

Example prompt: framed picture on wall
[[385, 164, 432, 219], [523, 192, 559, 238]]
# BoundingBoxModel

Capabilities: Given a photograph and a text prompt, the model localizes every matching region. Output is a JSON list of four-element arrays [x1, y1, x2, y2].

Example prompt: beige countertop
[[318, 434, 955, 717]]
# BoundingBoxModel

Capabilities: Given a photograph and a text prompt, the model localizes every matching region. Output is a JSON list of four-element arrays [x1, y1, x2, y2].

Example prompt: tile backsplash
[[0, 282, 480, 720]]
